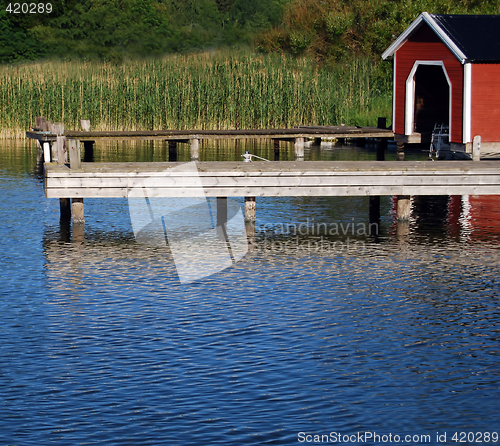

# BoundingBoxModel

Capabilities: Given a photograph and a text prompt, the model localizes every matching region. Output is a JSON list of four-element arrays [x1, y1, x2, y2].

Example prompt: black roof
[[431, 14, 500, 62]]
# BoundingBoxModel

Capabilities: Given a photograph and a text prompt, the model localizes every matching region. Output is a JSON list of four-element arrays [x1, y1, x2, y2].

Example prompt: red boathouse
[[382, 12, 500, 153]]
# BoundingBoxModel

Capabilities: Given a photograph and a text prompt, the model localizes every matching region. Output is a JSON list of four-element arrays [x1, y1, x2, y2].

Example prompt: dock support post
[[60, 198, 71, 222], [168, 141, 177, 162], [57, 136, 67, 164], [244, 197, 256, 222], [72, 198, 85, 224], [369, 135, 386, 226], [377, 138, 387, 161], [396, 142, 405, 161], [80, 119, 91, 132], [217, 197, 227, 228], [273, 139, 280, 161], [68, 139, 81, 169], [396, 196, 411, 220], [190, 138, 199, 161], [294, 137, 305, 159], [369, 196, 380, 224], [472, 135, 481, 161], [43, 142, 51, 163], [83, 141, 94, 162], [314, 137, 322, 146]]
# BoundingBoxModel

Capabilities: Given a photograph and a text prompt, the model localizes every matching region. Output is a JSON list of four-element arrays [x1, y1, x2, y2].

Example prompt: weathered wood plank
[[45, 185, 500, 198], [61, 126, 394, 140], [68, 139, 81, 169], [45, 173, 500, 189], [44, 160, 500, 199], [43, 160, 500, 176]]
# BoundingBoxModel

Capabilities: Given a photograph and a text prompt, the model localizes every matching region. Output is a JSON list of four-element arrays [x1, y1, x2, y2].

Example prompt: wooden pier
[[44, 160, 500, 222], [27, 119, 500, 226], [28, 124, 393, 162]]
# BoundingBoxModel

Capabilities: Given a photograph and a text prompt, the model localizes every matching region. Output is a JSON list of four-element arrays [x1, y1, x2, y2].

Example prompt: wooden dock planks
[[28, 126, 394, 142], [45, 161, 500, 199]]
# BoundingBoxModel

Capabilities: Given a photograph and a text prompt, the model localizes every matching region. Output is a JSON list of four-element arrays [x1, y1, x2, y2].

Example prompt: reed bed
[[0, 51, 391, 138]]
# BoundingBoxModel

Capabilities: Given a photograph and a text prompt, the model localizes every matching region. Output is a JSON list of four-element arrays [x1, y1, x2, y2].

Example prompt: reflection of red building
[[466, 195, 500, 238], [390, 195, 500, 240]]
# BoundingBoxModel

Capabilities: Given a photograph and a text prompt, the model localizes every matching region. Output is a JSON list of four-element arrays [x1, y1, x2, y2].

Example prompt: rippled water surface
[[1, 140, 499, 445]]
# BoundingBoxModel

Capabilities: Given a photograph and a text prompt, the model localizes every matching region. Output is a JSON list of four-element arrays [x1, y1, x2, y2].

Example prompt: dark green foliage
[[0, 0, 289, 62]]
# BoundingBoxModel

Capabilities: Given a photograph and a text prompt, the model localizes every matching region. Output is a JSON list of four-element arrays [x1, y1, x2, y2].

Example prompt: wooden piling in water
[[168, 141, 177, 162], [273, 139, 280, 161], [217, 197, 227, 228], [396, 196, 412, 220], [59, 198, 71, 222], [190, 138, 199, 161], [294, 137, 305, 159], [72, 198, 85, 224], [244, 197, 256, 222], [396, 142, 405, 161]]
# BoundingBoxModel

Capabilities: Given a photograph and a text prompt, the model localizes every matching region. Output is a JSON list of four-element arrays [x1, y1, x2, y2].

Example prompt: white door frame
[[405, 61, 452, 136]]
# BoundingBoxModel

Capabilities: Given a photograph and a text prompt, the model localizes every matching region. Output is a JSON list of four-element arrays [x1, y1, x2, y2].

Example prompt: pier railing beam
[[294, 137, 305, 159], [190, 138, 199, 161], [244, 197, 256, 222]]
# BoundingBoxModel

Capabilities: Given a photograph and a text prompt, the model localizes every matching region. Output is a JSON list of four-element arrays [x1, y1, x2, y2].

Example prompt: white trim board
[[382, 12, 467, 63], [463, 63, 472, 143], [405, 61, 452, 136]]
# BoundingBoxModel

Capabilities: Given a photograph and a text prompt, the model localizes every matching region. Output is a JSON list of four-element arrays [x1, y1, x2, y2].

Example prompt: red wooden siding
[[393, 25, 464, 143], [471, 64, 500, 142]]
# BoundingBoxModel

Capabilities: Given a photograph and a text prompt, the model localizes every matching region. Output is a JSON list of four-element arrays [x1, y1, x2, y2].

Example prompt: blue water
[[1, 141, 499, 445]]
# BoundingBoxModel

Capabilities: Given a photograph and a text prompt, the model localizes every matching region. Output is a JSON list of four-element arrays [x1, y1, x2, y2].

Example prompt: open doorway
[[413, 64, 450, 142]]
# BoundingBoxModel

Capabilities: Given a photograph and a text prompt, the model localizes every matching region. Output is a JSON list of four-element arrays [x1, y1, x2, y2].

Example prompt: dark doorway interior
[[413, 65, 450, 142]]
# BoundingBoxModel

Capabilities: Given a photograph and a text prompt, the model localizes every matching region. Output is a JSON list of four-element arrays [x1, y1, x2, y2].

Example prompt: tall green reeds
[[0, 51, 391, 138]]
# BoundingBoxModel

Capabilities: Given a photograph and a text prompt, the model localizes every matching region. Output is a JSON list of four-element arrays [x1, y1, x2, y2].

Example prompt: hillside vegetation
[[2, 0, 499, 63], [256, 0, 500, 61]]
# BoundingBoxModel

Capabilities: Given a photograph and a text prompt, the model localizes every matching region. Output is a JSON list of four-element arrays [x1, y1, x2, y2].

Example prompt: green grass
[[0, 50, 391, 138]]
